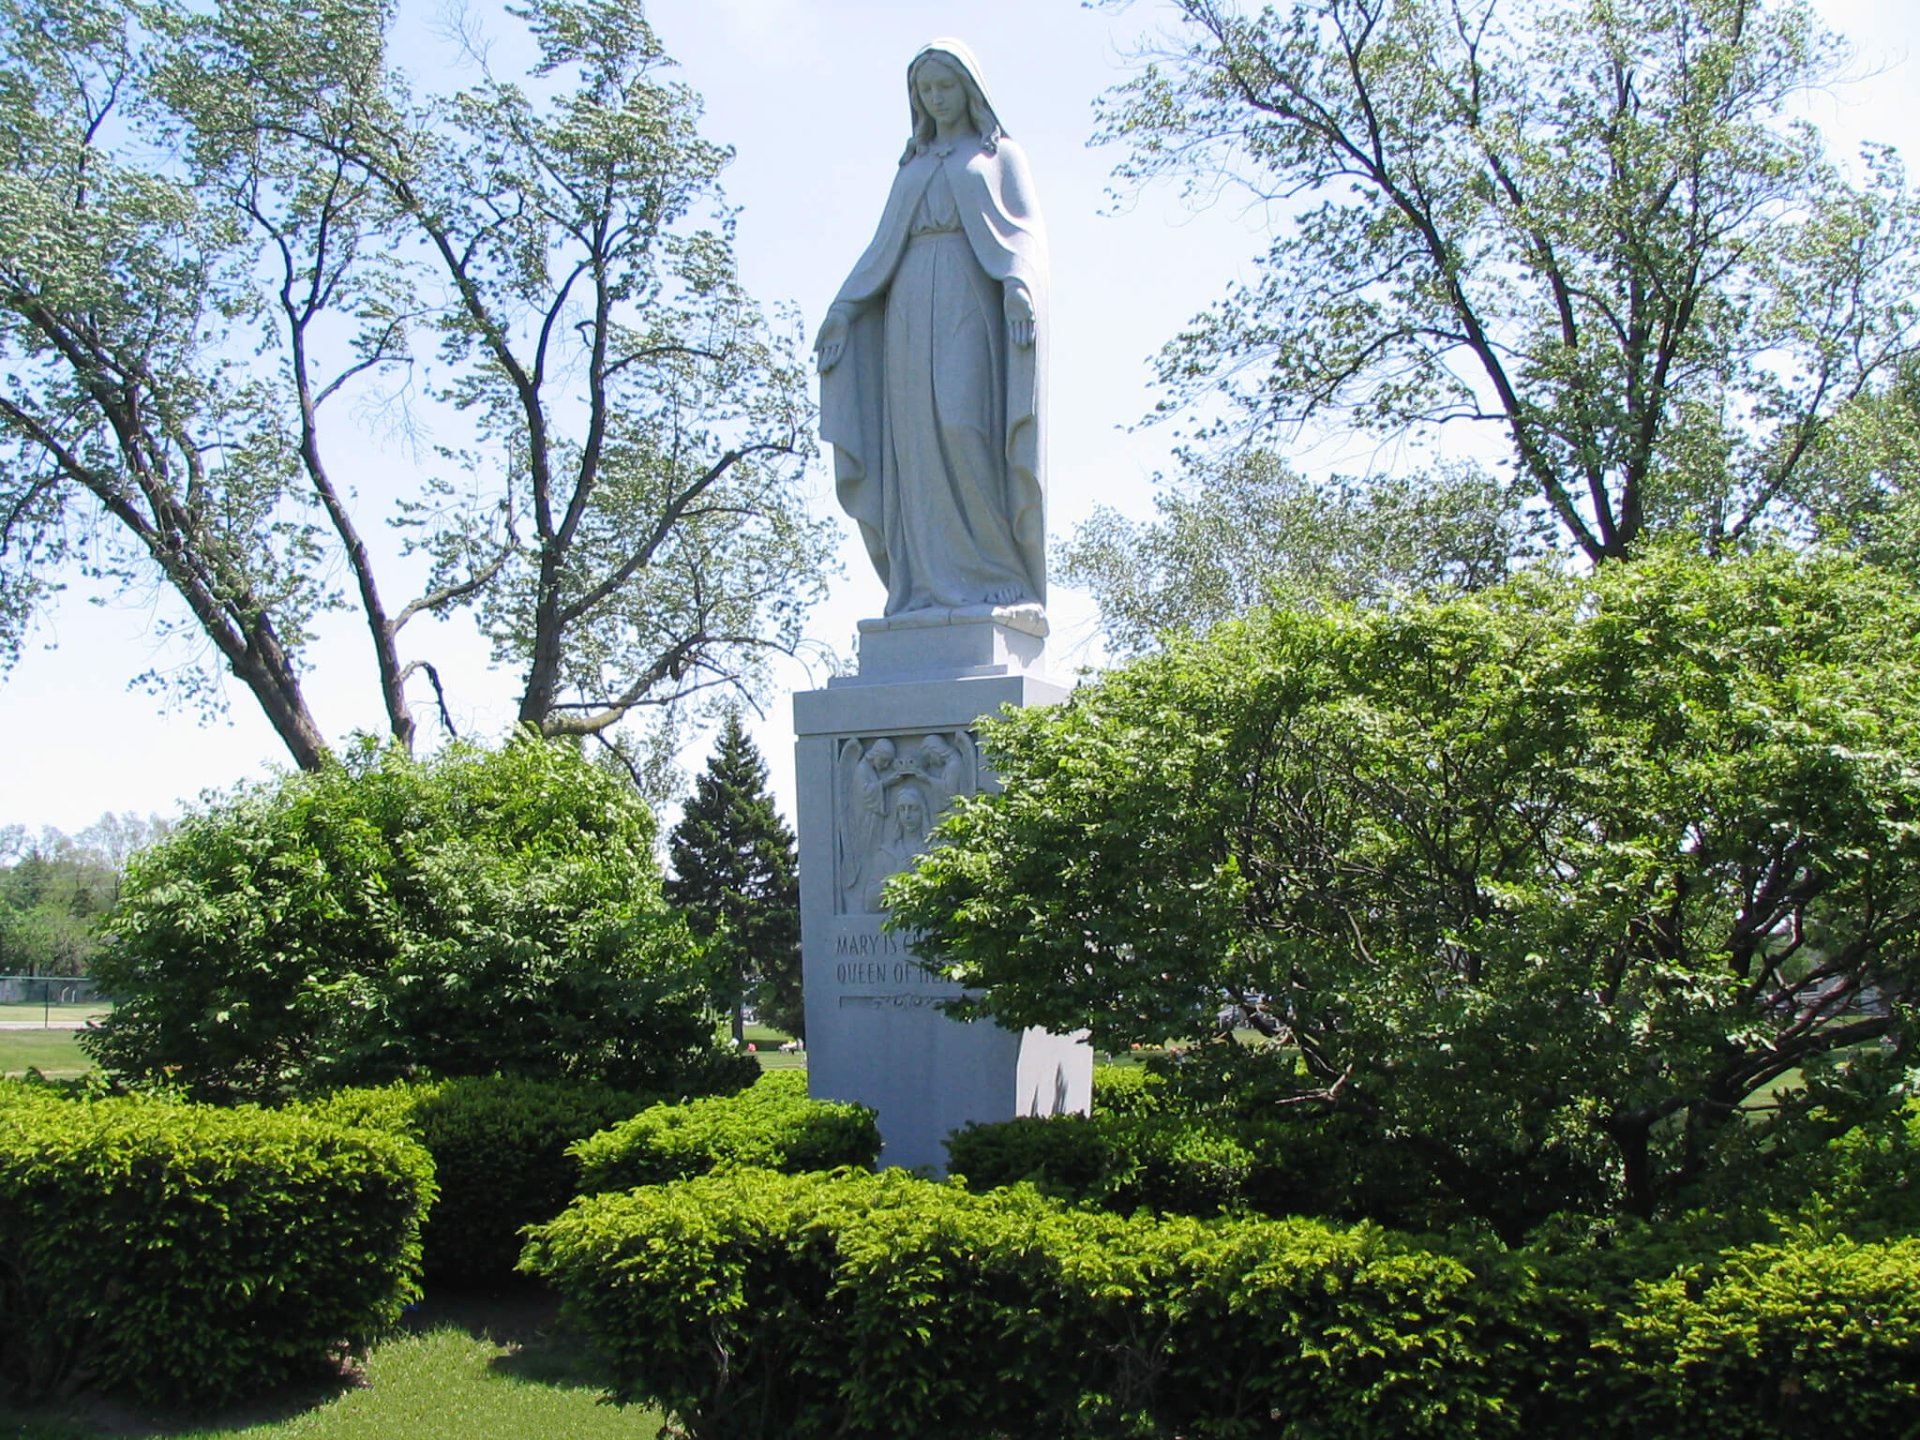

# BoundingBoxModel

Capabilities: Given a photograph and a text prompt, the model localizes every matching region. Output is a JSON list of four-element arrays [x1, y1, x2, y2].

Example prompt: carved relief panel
[[833, 729, 979, 914]]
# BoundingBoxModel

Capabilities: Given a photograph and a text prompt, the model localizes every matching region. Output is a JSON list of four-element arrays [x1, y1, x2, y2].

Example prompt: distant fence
[[0, 975, 107, 1027]]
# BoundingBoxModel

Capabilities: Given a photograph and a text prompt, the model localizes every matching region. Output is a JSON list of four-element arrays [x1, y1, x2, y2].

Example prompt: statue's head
[[892, 782, 930, 839], [867, 737, 896, 771], [903, 40, 1003, 161]]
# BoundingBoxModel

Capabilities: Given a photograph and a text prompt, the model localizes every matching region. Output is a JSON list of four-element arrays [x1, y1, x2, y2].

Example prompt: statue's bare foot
[[983, 585, 1025, 606]]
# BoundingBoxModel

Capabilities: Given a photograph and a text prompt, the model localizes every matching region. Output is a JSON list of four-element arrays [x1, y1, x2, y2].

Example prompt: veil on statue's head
[[901, 38, 1005, 162]]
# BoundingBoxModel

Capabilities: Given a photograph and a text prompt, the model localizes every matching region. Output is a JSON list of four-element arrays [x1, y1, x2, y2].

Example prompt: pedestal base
[[793, 618, 1090, 1173], [853, 604, 1048, 681]]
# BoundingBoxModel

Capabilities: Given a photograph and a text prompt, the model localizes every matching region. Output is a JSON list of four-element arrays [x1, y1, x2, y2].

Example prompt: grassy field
[[0, 1027, 93, 1078], [743, 1022, 806, 1072], [0, 1285, 662, 1440], [0, 1002, 110, 1026], [2, 1019, 800, 1080]]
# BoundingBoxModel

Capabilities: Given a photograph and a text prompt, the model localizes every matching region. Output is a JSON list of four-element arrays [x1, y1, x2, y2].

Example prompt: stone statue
[[815, 39, 1049, 620]]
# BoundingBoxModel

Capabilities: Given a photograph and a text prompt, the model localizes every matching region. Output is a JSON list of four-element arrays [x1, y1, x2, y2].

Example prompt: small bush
[[1090, 1062, 1165, 1116], [1149, 1218, 1503, 1439], [524, 1169, 868, 1437], [1794, 1097, 1920, 1236], [946, 1105, 1450, 1226], [0, 1080, 432, 1406], [523, 1169, 1142, 1440], [302, 1075, 657, 1280], [570, 1070, 879, 1193]]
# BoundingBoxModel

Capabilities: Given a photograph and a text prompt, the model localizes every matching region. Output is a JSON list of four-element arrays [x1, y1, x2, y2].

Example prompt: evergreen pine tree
[[666, 711, 804, 1043]]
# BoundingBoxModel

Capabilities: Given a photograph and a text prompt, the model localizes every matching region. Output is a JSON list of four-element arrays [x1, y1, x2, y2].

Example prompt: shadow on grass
[[407, 1275, 616, 1392], [0, 1279, 616, 1438], [0, 1355, 366, 1439]]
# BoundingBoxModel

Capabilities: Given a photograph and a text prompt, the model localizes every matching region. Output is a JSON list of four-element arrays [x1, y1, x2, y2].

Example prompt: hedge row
[[0, 1068, 875, 1408], [0, 1080, 432, 1406], [298, 1074, 657, 1280], [946, 1106, 1443, 1225], [947, 1110, 1262, 1215], [293, 1071, 871, 1281], [523, 1168, 1920, 1440], [570, 1070, 880, 1192]]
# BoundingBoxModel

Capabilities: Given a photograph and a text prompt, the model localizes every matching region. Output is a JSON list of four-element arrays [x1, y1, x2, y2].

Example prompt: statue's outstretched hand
[[1005, 284, 1035, 348], [815, 308, 851, 373]]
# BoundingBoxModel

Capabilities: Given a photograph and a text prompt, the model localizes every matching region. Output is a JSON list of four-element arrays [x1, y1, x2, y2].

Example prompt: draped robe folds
[[821, 136, 1049, 616]]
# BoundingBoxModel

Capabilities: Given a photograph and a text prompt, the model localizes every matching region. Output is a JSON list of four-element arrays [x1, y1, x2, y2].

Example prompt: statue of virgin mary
[[814, 39, 1049, 620]]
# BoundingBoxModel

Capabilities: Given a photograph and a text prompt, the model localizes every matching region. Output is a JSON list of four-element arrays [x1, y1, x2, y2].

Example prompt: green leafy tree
[[889, 549, 1920, 1235], [666, 710, 802, 1043], [0, 813, 165, 975], [0, 0, 831, 767], [1099, 0, 1920, 562], [1060, 451, 1543, 655], [85, 736, 752, 1102], [1807, 356, 1920, 579], [0, 0, 352, 763]]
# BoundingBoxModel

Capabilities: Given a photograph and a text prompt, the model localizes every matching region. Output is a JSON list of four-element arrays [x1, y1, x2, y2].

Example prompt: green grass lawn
[[0, 1027, 93, 1078], [744, 1021, 806, 1072], [0, 1285, 661, 1440], [0, 1002, 110, 1026]]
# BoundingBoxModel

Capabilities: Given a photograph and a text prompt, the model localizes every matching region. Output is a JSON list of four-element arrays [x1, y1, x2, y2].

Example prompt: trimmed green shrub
[[528, 1166, 1920, 1439], [946, 1113, 1116, 1202], [1149, 1219, 1504, 1439], [570, 1070, 879, 1193], [301, 1075, 655, 1280], [946, 1105, 1448, 1228], [523, 1168, 1512, 1440], [1794, 1097, 1920, 1236], [525, 1168, 869, 1437], [1480, 1212, 1765, 1435], [0, 1080, 432, 1406], [1605, 1231, 1920, 1439], [946, 1111, 1257, 1216], [523, 1169, 1144, 1440]]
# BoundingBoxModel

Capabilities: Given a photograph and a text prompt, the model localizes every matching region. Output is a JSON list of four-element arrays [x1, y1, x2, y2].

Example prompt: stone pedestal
[[794, 610, 1092, 1173]]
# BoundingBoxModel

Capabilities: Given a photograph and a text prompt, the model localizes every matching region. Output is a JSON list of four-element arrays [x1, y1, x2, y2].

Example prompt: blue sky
[[3, 0, 1916, 837]]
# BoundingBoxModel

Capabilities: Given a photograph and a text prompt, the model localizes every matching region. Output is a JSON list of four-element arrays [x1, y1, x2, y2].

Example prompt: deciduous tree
[[0, 813, 166, 975], [1060, 451, 1540, 654], [1806, 356, 1920, 579], [1100, 0, 1920, 561], [889, 549, 1920, 1233], [0, 0, 830, 768]]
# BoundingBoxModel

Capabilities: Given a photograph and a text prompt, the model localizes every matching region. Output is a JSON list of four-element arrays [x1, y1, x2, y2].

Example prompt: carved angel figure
[[917, 731, 975, 816], [837, 737, 896, 910]]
